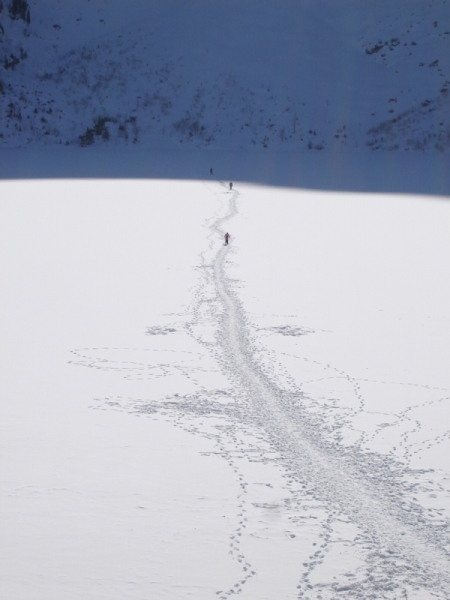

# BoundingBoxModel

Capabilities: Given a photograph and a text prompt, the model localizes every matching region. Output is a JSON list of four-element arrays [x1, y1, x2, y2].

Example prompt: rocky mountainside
[[1, 0, 449, 151]]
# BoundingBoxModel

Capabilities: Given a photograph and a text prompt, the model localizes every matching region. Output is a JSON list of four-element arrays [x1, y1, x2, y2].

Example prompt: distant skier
[[210, 167, 213, 175], [224, 232, 230, 245], [229, 182, 233, 191]]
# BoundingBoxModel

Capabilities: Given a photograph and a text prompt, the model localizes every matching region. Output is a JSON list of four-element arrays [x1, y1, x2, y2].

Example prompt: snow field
[[1, 175, 450, 599], [0, 180, 241, 599], [212, 185, 450, 597]]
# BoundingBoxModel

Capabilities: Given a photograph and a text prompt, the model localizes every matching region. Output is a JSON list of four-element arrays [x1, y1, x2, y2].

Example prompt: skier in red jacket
[[224, 232, 230, 245]]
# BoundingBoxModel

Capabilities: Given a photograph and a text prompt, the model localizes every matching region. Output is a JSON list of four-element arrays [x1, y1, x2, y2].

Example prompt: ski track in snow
[[76, 183, 450, 599], [206, 186, 450, 599]]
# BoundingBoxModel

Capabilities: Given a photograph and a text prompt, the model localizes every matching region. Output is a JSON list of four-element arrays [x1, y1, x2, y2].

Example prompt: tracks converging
[[81, 181, 450, 599], [206, 185, 450, 599]]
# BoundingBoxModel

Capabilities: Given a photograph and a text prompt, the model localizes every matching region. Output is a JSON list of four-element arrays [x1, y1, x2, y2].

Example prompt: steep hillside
[[1, 0, 449, 151]]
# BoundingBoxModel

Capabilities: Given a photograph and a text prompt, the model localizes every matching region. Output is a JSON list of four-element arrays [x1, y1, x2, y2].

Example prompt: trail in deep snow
[[206, 184, 450, 599], [73, 180, 450, 599]]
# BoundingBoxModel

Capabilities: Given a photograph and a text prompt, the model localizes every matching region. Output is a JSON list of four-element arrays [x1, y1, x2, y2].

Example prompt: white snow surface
[[1, 149, 450, 599]]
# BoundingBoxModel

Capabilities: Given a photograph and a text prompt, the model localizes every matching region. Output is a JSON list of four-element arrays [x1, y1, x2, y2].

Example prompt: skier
[[224, 232, 230, 245], [229, 182, 233, 191], [210, 167, 213, 175]]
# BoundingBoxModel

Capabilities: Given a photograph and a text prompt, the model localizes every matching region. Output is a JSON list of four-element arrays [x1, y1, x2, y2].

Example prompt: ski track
[[199, 184, 450, 599], [78, 182, 450, 599]]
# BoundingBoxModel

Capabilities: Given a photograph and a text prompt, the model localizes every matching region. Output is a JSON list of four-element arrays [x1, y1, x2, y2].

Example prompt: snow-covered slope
[[1, 176, 450, 599], [1, 0, 449, 151]]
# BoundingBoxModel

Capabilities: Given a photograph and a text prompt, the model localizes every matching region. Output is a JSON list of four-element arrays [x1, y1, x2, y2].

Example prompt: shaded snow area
[[1, 165, 449, 599], [1, 0, 449, 152]]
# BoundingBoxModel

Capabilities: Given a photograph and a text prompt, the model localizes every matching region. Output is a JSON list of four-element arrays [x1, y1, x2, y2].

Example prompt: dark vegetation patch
[[7, 0, 30, 23]]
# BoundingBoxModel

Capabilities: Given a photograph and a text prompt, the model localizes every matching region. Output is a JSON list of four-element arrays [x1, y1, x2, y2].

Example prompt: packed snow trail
[[207, 185, 450, 599], [65, 179, 450, 599]]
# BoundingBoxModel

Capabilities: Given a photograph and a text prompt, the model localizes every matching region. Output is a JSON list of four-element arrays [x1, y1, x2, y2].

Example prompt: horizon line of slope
[[0, 147, 449, 197]]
